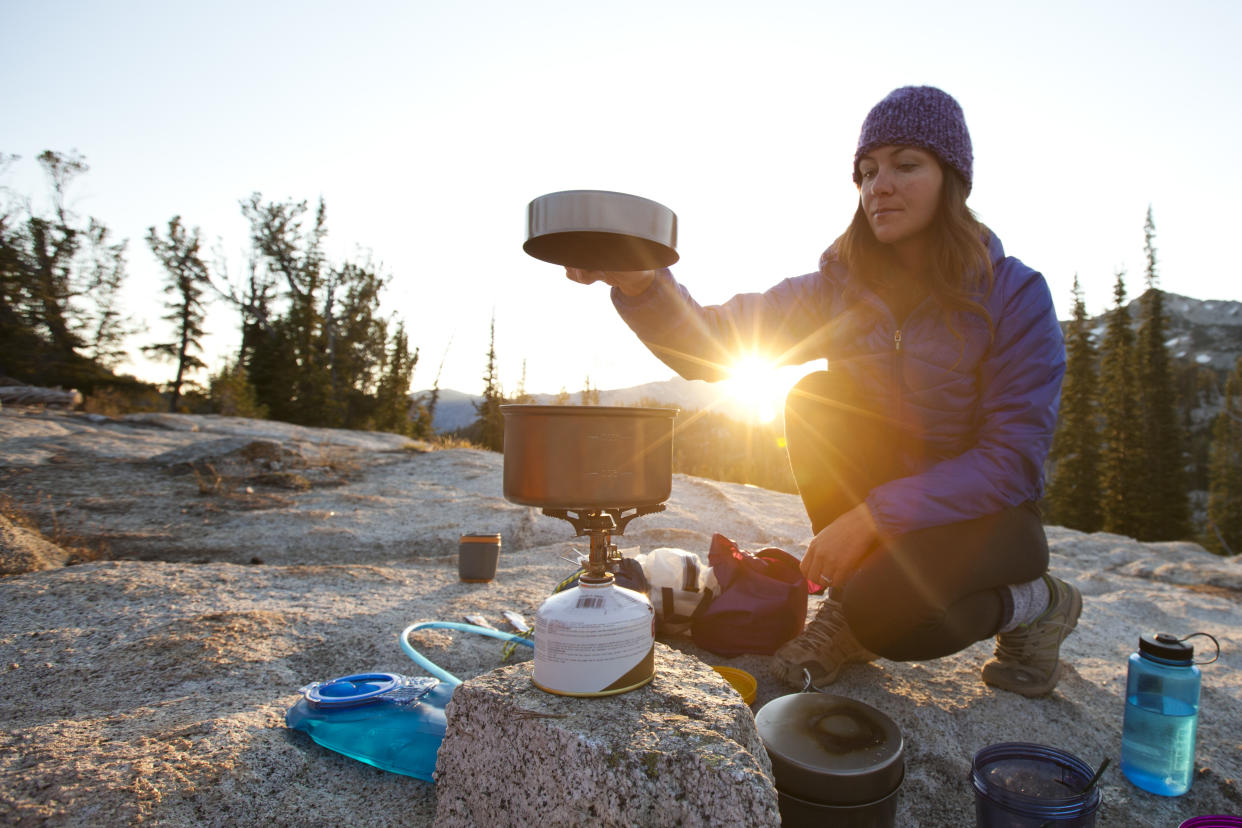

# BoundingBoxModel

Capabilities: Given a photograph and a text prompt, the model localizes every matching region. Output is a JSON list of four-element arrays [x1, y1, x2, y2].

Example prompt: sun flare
[[721, 356, 804, 424]]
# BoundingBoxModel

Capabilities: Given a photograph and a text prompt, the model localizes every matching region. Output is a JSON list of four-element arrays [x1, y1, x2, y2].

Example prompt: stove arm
[[540, 505, 666, 537]]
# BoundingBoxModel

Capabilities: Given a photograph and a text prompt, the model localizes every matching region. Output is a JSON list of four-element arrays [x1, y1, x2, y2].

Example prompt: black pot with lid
[[755, 693, 905, 827]]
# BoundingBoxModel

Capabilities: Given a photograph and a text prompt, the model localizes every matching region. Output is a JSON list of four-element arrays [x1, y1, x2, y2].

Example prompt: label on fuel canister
[[534, 581, 655, 696]]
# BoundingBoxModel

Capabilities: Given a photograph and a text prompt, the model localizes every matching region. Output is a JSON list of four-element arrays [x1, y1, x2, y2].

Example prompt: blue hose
[[399, 621, 534, 687]]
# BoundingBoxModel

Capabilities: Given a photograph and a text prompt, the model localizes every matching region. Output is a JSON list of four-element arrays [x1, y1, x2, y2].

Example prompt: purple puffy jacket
[[611, 232, 1066, 537]]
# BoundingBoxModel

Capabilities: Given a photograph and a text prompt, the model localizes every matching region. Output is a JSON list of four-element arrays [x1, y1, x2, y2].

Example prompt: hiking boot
[[772, 598, 876, 689], [982, 575, 1083, 698]]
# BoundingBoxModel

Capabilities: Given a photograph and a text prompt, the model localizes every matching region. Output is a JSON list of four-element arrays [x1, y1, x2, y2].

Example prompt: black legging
[[784, 371, 1049, 661]]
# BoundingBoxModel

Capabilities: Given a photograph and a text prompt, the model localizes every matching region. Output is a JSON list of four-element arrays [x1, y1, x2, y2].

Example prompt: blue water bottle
[[1120, 632, 1219, 796]]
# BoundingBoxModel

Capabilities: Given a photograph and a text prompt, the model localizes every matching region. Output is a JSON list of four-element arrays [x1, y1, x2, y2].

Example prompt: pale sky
[[4, 0, 1240, 403]]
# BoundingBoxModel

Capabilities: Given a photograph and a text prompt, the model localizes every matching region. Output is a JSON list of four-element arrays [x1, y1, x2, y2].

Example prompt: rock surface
[[434, 644, 779, 827], [1, 407, 1241, 826], [0, 514, 68, 574]]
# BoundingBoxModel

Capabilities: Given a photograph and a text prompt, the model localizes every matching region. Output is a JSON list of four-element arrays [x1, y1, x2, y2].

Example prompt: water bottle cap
[[1139, 632, 1193, 663]]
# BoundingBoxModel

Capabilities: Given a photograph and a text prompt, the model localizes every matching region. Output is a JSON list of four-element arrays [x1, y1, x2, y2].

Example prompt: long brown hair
[[833, 166, 995, 341]]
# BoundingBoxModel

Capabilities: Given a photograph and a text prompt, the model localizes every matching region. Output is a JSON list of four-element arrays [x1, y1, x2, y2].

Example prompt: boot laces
[[802, 600, 849, 649], [995, 619, 1075, 663]]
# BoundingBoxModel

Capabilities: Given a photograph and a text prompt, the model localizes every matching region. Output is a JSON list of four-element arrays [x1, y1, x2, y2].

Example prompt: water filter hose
[[400, 621, 534, 687]]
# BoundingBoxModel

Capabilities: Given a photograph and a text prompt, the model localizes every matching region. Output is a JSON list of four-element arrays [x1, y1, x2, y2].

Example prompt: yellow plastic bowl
[[712, 666, 757, 705]]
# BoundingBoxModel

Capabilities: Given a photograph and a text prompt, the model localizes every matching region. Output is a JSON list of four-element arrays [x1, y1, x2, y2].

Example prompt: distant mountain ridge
[[1082, 291, 1242, 373], [418, 376, 727, 433]]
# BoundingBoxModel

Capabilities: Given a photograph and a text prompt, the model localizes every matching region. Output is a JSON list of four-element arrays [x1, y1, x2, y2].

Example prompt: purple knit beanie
[[853, 86, 973, 193]]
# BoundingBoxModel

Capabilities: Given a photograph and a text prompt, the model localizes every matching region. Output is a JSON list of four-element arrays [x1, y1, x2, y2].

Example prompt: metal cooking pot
[[755, 693, 904, 825], [523, 190, 679, 271], [501, 405, 677, 510], [776, 786, 902, 828]]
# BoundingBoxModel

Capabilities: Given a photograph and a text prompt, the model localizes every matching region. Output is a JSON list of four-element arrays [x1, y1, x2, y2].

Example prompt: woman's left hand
[[800, 502, 881, 588]]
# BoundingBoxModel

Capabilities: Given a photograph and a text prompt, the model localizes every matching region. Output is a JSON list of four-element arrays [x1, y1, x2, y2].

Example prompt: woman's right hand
[[564, 267, 656, 298], [800, 502, 881, 589]]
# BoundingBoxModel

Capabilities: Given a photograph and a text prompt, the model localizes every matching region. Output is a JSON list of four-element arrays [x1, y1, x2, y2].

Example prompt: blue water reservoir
[[285, 672, 454, 782]]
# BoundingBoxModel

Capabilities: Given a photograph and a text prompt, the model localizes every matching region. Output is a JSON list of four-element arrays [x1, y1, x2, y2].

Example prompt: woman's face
[[857, 145, 944, 250]]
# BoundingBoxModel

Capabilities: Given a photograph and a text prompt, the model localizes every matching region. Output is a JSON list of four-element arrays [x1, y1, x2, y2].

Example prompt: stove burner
[[542, 505, 665, 583]]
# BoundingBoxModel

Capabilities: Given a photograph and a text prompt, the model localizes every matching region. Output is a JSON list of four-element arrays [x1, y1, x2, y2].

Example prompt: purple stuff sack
[[691, 533, 818, 657]]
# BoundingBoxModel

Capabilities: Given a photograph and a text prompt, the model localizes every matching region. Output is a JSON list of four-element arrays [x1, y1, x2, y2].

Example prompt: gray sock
[[1000, 576, 1051, 633]]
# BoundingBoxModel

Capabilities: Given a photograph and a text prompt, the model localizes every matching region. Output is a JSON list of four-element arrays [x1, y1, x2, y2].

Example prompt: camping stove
[[500, 404, 677, 697], [532, 507, 662, 696]]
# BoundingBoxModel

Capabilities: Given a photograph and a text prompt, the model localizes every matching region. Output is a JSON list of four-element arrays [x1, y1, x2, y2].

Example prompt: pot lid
[[756, 693, 904, 804], [523, 189, 679, 271]]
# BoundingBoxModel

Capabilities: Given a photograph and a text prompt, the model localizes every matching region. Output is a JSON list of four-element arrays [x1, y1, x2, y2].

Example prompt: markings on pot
[[585, 470, 632, 481]]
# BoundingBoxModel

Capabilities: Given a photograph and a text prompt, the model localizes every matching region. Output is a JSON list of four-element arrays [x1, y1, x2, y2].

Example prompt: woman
[[566, 86, 1078, 698]]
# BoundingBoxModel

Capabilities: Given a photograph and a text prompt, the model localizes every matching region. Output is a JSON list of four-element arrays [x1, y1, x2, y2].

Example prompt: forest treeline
[[2, 153, 1238, 554], [1, 151, 429, 438], [1043, 208, 1241, 556]]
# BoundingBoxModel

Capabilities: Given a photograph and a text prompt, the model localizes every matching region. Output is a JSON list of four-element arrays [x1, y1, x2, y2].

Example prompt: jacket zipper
[[893, 329, 904, 437]]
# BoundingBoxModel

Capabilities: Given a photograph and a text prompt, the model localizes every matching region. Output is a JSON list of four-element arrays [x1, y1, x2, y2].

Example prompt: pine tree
[[242, 195, 333, 425], [512, 359, 535, 404], [325, 259, 391, 428], [0, 151, 134, 390], [417, 342, 452, 436], [27, 151, 89, 359], [580, 375, 601, 405], [473, 314, 506, 451], [0, 171, 44, 374], [1206, 358, 1242, 556], [144, 216, 212, 413], [421, 342, 450, 435], [1133, 207, 1191, 540], [208, 359, 268, 419], [1046, 275, 1101, 532], [372, 322, 419, 436], [237, 196, 322, 423], [235, 194, 404, 430], [215, 252, 280, 409], [81, 219, 133, 367], [1098, 269, 1143, 536]]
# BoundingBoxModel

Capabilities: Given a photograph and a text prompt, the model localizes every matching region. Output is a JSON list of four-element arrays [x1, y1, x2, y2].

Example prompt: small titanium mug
[[458, 533, 501, 583]]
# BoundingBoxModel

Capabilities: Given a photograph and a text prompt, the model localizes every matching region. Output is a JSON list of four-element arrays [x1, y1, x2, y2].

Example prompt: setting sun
[[720, 356, 807, 424]]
